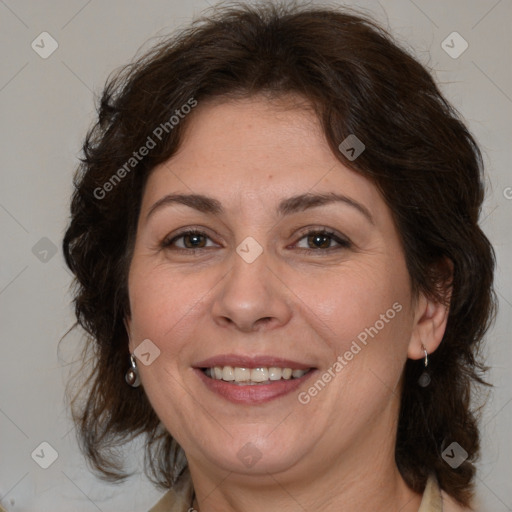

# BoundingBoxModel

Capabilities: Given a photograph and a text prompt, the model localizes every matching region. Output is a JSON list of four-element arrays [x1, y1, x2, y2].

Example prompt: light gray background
[[0, 0, 510, 511]]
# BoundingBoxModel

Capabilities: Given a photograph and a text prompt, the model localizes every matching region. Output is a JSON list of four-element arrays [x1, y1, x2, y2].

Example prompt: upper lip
[[194, 354, 314, 370]]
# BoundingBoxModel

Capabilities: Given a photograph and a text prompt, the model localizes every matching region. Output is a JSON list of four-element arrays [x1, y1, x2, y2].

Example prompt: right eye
[[161, 229, 219, 252]]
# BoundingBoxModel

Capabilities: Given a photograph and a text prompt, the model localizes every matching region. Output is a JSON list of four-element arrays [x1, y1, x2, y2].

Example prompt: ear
[[408, 292, 450, 360], [408, 260, 452, 360]]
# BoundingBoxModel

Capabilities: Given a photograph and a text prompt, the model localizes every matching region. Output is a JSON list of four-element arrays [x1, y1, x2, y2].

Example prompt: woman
[[62, 2, 496, 511]]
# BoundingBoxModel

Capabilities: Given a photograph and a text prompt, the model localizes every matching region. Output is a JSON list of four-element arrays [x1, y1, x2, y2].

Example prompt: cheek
[[127, 266, 203, 413], [289, 259, 411, 350], [293, 259, 413, 414], [127, 264, 206, 362]]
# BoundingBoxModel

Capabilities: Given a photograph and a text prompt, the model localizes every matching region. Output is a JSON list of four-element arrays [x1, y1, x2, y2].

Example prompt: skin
[[126, 94, 452, 512]]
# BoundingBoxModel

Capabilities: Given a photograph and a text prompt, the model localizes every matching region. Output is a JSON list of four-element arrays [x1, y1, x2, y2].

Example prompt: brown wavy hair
[[62, 1, 497, 507]]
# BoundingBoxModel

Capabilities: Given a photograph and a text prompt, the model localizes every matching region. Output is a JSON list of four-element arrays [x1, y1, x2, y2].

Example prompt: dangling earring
[[125, 354, 141, 387], [418, 344, 431, 387]]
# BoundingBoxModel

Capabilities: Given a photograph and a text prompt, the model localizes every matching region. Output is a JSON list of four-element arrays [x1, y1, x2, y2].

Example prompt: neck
[[187, 386, 421, 512], [187, 426, 422, 512]]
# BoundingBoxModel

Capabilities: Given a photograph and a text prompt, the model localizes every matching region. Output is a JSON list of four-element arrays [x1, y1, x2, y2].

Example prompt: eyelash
[[160, 228, 352, 254]]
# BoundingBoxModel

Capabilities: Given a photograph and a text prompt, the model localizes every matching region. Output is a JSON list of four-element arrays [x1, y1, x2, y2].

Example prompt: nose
[[211, 248, 292, 333]]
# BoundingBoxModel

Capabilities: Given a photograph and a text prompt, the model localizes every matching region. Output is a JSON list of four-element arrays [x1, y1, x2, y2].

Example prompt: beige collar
[[419, 474, 443, 512], [149, 469, 443, 512], [148, 467, 194, 512]]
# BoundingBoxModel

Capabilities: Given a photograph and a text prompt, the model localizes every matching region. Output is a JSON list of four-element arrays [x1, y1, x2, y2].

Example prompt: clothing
[[148, 468, 443, 512]]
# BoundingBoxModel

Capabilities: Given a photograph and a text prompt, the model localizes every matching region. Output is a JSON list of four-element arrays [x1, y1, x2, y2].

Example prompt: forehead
[[140, 95, 386, 221]]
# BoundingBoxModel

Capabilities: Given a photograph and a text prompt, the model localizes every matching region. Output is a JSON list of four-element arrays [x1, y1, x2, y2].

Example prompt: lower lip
[[195, 369, 317, 404]]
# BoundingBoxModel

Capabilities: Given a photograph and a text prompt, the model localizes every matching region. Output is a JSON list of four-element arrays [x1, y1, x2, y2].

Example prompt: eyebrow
[[146, 192, 374, 224]]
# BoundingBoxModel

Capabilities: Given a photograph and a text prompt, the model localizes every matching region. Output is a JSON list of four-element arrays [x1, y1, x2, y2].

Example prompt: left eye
[[294, 229, 351, 251]]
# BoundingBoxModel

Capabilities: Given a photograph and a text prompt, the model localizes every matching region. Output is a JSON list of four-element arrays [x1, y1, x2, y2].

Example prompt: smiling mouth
[[202, 366, 313, 385]]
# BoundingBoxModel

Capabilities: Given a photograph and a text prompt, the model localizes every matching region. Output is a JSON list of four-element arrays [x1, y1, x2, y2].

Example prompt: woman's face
[[127, 95, 424, 480]]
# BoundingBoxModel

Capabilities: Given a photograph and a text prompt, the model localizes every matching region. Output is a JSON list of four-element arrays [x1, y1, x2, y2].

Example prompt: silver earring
[[125, 354, 141, 387], [418, 344, 431, 387]]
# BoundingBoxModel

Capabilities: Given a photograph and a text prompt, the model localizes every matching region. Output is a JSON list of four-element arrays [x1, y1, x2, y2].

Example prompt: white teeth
[[268, 367, 282, 380], [222, 366, 235, 381], [234, 367, 251, 382], [251, 368, 269, 382], [205, 366, 310, 384]]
